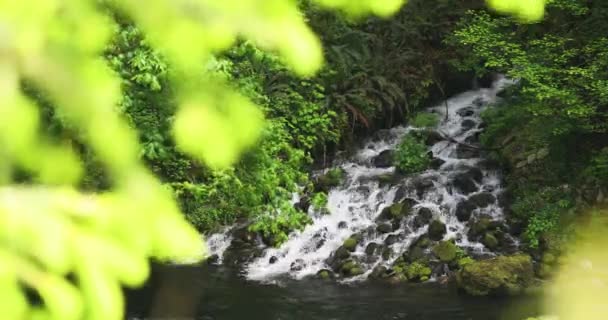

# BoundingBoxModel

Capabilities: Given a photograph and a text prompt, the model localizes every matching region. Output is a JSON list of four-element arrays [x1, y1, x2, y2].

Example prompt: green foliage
[[0, 0, 412, 319], [410, 113, 439, 128], [432, 241, 458, 262], [311, 192, 329, 212], [582, 147, 608, 187], [394, 135, 431, 174], [512, 187, 573, 248], [249, 206, 312, 247], [406, 261, 432, 281]]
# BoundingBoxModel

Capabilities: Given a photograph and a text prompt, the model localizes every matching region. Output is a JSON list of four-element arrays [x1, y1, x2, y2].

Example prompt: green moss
[[411, 113, 439, 128], [482, 232, 499, 250], [406, 261, 432, 281], [457, 256, 475, 268], [315, 168, 345, 192], [432, 241, 458, 262], [456, 254, 534, 296], [343, 237, 358, 252], [428, 220, 446, 241]]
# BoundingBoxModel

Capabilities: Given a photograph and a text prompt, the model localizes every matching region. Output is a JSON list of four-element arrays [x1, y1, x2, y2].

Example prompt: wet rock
[[369, 265, 389, 279], [468, 215, 492, 239], [455, 201, 476, 222], [411, 177, 435, 198], [432, 241, 458, 262], [382, 247, 393, 260], [376, 223, 392, 234], [337, 221, 348, 229], [456, 254, 534, 296], [428, 220, 446, 241], [472, 96, 486, 107], [430, 157, 446, 170], [456, 144, 481, 159], [482, 232, 499, 251], [413, 207, 433, 230], [269, 256, 278, 264], [294, 195, 311, 213], [384, 234, 402, 246], [453, 174, 478, 195], [290, 259, 305, 271], [317, 269, 333, 280], [468, 192, 496, 208], [376, 173, 399, 186], [207, 254, 219, 265], [327, 246, 350, 270], [457, 107, 475, 117], [372, 150, 394, 168], [461, 119, 477, 130], [365, 242, 382, 256], [378, 199, 415, 220], [424, 130, 444, 146], [314, 168, 345, 193], [464, 132, 481, 145], [340, 260, 364, 277], [343, 237, 358, 252], [231, 225, 259, 246]]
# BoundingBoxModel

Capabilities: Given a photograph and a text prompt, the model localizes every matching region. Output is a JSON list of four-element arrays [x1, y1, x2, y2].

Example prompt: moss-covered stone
[[406, 261, 432, 281], [314, 168, 345, 192], [428, 220, 446, 240], [433, 241, 458, 262], [482, 232, 499, 250], [317, 269, 332, 280], [456, 254, 534, 296], [340, 260, 363, 276], [343, 237, 358, 252]]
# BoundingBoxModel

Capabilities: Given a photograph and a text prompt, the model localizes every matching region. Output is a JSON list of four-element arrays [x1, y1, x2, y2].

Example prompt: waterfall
[[209, 77, 515, 282]]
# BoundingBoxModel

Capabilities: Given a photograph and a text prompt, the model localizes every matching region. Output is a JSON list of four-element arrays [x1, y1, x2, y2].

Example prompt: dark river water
[[125, 264, 542, 320]]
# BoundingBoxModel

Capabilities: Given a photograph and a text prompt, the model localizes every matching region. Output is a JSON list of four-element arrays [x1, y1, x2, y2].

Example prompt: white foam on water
[[210, 77, 515, 281]]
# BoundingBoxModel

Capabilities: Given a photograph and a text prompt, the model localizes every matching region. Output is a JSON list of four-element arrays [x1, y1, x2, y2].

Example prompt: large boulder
[[339, 259, 364, 277], [455, 201, 477, 222], [468, 192, 496, 208], [413, 207, 433, 230], [456, 144, 481, 159], [428, 220, 446, 241], [372, 150, 395, 168], [343, 237, 359, 252], [453, 174, 478, 195], [432, 241, 458, 262], [376, 223, 393, 234], [456, 254, 534, 296]]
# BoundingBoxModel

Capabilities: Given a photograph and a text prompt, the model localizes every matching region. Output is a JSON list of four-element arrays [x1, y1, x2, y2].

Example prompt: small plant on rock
[[394, 136, 431, 174]]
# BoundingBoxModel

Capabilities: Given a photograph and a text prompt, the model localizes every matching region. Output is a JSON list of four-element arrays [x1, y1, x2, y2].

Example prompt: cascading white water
[[210, 77, 514, 281]]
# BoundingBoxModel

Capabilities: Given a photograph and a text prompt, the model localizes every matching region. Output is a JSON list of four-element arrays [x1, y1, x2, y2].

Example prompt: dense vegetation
[[451, 0, 608, 250], [4, 0, 608, 319]]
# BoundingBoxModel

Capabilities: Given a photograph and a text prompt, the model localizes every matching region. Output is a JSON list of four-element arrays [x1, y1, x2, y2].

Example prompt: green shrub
[[582, 147, 608, 187], [394, 135, 431, 174], [311, 192, 329, 213], [512, 187, 573, 248], [249, 206, 312, 247], [411, 112, 439, 128]]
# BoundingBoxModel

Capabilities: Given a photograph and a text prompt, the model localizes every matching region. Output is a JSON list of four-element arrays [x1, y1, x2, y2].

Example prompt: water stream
[[210, 77, 515, 282]]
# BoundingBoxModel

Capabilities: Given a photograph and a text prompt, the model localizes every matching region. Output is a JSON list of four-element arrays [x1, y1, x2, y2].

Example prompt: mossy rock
[[317, 269, 333, 280], [456, 254, 534, 296], [406, 261, 432, 282], [380, 201, 413, 220], [340, 260, 363, 276], [433, 241, 458, 262], [343, 237, 358, 252], [468, 215, 492, 239], [428, 220, 446, 241], [314, 168, 345, 192], [482, 232, 499, 251]]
